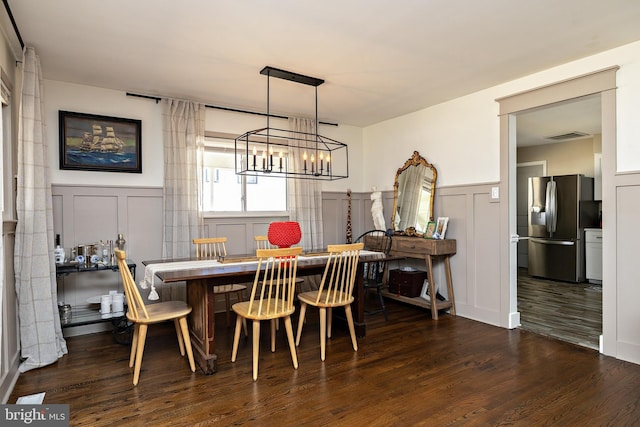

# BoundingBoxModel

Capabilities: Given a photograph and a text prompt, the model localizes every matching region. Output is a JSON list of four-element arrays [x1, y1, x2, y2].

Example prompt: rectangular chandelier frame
[[234, 66, 349, 181]]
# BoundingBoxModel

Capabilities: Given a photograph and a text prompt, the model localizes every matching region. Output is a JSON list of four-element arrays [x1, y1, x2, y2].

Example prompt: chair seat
[[297, 290, 354, 308], [232, 299, 295, 320], [214, 284, 247, 294], [127, 301, 192, 324]]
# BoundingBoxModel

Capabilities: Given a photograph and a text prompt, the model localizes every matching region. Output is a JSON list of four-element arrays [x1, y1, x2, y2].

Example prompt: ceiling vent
[[546, 131, 590, 141]]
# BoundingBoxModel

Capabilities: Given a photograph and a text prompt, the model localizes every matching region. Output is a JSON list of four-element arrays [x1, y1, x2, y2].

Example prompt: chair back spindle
[[254, 235, 276, 250], [248, 247, 301, 317], [315, 243, 363, 305], [193, 237, 228, 258], [115, 249, 149, 320]]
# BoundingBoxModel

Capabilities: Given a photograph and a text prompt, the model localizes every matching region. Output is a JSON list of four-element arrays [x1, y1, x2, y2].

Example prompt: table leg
[[425, 254, 438, 320], [187, 278, 217, 374], [444, 255, 455, 315], [352, 262, 367, 337]]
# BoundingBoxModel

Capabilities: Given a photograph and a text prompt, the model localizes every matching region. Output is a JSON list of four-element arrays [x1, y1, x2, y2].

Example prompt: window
[[202, 137, 287, 212]]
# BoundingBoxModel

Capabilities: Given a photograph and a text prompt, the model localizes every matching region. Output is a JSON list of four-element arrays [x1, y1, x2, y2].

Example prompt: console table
[[380, 236, 456, 319]]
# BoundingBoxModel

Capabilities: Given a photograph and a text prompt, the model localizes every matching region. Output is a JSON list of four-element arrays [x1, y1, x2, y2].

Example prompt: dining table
[[142, 250, 385, 374]]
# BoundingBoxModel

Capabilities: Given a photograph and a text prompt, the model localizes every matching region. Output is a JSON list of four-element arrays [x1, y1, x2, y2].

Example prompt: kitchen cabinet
[[585, 228, 602, 284]]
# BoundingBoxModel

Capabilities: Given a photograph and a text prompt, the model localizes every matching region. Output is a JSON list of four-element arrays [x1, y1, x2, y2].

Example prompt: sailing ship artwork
[[59, 111, 142, 173]]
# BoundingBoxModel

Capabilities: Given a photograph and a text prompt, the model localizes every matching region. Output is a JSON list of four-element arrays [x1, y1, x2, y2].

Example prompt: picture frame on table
[[434, 217, 449, 239], [424, 221, 437, 239], [59, 110, 142, 173], [420, 279, 430, 301]]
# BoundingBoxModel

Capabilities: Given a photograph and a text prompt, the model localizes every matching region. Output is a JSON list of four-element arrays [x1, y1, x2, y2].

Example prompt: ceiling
[[516, 94, 602, 147], [7, 1, 640, 135]]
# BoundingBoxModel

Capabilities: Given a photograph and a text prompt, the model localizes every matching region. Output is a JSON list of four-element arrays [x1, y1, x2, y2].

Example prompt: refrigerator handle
[[530, 237, 575, 246], [545, 180, 558, 233]]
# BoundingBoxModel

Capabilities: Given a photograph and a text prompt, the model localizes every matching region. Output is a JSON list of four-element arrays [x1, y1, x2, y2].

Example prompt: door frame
[[496, 67, 618, 338]]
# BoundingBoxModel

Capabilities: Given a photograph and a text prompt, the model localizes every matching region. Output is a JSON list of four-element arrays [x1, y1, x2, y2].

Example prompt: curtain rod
[[126, 92, 338, 127], [3, 0, 25, 49]]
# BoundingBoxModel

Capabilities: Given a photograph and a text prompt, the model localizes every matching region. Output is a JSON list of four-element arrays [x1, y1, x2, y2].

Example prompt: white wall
[[364, 89, 500, 192], [45, 81, 365, 191], [45, 81, 164, 187], [363, 40, 640, 191]]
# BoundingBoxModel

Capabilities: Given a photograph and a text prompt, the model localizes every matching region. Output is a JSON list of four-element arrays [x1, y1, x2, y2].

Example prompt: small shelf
[[60, 306, 125, 328], [381, 289, 453, 313], [56, 259, 135, 344], [56, 260, 136, 278], [383, 236, 457, 320]]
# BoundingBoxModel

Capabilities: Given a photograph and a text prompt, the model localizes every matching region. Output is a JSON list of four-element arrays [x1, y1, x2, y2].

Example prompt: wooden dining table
[[142, 250, 385, 374]]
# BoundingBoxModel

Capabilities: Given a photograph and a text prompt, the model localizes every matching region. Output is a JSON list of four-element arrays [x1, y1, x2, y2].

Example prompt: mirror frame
[[391, 151, 438, 234]]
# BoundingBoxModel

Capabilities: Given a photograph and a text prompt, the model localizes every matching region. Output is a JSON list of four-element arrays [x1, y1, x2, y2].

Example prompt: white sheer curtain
[[288, 117, 323, 250], [161, 98, 204, 298], [14, 47, 67, 372]]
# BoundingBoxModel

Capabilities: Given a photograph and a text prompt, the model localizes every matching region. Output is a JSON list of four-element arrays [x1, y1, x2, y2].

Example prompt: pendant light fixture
[[235, 66, 348, 181]]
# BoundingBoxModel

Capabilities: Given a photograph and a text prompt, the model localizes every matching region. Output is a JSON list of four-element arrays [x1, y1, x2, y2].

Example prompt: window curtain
[[288, 117, 323, 250], [14, 47, 67, 372], [161, 99, 204, 299]]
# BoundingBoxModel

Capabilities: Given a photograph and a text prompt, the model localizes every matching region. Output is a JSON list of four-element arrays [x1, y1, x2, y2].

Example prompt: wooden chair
[[355, 230, 392, 320], [295, 242, 363, 361], [231, 247, 303, 381], [254, 235, 305, 331], [254, 235, 275, 250], [193, 237, 247, 331], [115, 249, 195, 385]]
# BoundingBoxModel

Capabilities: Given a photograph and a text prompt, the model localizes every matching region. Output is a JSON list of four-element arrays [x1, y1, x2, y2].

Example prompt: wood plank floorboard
[[9, 300, 639, 426], [517, 268, 602, 350]]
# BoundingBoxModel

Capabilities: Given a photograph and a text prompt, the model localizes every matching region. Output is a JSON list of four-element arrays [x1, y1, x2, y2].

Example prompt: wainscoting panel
[[127, 195, 163, 262], [203, 215, 288, 255], [321, 190, 394, 245], [437, 184, 502, 325], [52, 186, 161, 259], [320, 195, 341, 245], [472, 192, 501, 314], [72, 195, 119, 247], [53, 185, 164, 336], [615, 182, 640, 363]]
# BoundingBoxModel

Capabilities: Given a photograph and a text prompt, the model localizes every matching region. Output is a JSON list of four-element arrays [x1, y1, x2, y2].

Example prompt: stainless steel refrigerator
[[527, 174, 598, 282]]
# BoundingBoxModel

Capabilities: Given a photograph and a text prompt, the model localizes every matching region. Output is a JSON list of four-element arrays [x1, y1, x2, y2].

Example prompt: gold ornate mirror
[[391, 151, 437, 234]]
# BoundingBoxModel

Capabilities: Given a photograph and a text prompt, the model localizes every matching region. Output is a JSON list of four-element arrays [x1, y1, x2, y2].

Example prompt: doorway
[[513, 97, 602, 349], [496, 67, 617, 351]]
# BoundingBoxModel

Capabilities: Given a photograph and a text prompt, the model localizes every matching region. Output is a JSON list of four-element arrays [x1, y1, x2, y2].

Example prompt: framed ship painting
[[59, 111, 142, 173]]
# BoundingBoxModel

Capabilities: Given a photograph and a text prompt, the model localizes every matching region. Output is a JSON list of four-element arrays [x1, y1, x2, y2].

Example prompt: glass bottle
[[54, 234, 65, 264], [116, 233, 126, 251]]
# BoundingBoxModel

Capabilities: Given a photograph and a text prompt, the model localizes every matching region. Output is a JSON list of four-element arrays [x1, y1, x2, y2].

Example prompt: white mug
[[112, 294, 124, 313], [100, 295, 111, 314]]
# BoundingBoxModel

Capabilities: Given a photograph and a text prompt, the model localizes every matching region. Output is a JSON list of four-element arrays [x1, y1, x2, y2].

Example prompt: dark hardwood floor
[[517, 268, 602, 350], [9, 300, 639, 426]]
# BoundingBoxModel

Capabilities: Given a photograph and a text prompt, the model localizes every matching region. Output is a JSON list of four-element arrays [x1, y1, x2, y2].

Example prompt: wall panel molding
[[437, 183, 502, 325]]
